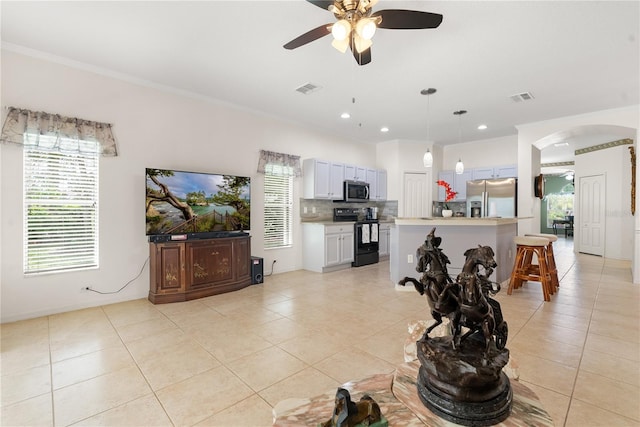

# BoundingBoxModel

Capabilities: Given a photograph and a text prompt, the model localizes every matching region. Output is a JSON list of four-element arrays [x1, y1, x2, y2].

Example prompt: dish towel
[[371, 223, 379, 242], [361, 224, 370, 244]]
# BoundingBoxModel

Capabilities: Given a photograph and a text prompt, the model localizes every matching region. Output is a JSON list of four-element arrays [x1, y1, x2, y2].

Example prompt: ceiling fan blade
[[305, 0, 334, 11], [355, 48, 371, 66], [283, 24, 332, 50], [372, 9, 443, 29], [350, 37, 371, 65]]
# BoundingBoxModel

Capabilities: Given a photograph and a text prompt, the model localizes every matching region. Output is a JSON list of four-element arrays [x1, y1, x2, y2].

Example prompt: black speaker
[[251, 256, 264, 284]]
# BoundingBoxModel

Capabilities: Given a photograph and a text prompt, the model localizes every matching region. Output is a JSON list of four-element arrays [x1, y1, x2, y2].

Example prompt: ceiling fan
[[283, 0, 443, 65]]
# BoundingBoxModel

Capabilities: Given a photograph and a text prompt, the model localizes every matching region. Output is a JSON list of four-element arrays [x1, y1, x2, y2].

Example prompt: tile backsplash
[[300, 199, 398, 222]]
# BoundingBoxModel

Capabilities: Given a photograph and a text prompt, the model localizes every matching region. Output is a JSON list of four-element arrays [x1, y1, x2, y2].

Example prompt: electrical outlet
[[408, 254, 413, 263], [303, 206, 308, 214], [508, 249, 512, 259]]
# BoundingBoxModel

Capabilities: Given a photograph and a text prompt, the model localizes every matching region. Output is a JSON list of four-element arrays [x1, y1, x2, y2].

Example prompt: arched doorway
[[537, 124, 636, 258]]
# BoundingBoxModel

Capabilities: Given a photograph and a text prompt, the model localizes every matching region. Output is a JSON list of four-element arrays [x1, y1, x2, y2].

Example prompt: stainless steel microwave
[[343, 180, 370, 202]]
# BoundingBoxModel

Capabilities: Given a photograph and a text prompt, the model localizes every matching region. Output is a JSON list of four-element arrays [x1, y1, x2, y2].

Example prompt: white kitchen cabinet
[[328, 162, 345, 199], [303, 159, 344, 200], [471, 165, 517, 180], [304, 159, 386, 201], [454, 170, 473, 200], [302, 223, 354, 273], [325, 228, 354, 266], [344, 164, 367, 182], [366, 168, 378, 200], [494, 165, 517, 178], [438, 170, 471, 201], [366, 168, 387, 201], [374, 170, 387, 200], [379, 223, 391, 257], [472, 167, 495, 180]]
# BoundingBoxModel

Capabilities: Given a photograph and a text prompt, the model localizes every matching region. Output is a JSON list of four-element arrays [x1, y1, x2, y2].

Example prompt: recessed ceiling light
[[554, 142, 569, 147], [380, 127, 389, 132], [477, 124, 487, 130], [341, 112, 351, 119]]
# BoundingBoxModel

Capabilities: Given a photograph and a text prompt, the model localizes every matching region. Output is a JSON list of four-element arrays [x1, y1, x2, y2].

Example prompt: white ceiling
[[1, 1, 638, 167]]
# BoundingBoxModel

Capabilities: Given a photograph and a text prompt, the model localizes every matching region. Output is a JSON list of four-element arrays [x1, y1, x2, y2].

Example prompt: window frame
[[23, 138, 100, 275], [263, 164, 293, 250]]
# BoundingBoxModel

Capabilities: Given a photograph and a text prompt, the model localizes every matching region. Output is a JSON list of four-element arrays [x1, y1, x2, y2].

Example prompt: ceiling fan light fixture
[[423, 150, 433, 168], [355, 18, 377, 40], [331, 37, 350, 53], [453, 109, 467, 174], [422, 88, 437, 169], [331, 19, 351, 41]]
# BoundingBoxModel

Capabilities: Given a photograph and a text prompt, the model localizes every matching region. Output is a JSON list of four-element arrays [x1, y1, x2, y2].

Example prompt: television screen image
[[146, 168, 250, 236]]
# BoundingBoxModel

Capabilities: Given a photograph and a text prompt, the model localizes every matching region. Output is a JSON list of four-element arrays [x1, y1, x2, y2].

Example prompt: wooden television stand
[[148, 234, 251, 304]]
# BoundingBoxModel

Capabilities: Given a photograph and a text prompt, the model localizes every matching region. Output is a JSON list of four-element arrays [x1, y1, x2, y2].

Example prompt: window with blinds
[[23, 140, 99, 274], [264, 164, 293, 249]]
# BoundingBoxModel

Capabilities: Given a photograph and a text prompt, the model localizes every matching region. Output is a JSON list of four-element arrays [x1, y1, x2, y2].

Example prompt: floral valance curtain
[[0, 107, 118, 156], [257, 149, 301, 177]]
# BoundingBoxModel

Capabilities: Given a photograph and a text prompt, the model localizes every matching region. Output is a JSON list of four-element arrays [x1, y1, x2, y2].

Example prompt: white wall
[[376, 140, 401, 201], [0, 50, 377, 322], [516, 106, 639, 267], [376, 139, 437, 217], [442, 135, 518, 171], [575, 145, 634, 260]]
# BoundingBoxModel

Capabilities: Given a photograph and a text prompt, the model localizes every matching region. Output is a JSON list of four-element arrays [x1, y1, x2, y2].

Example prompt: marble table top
[[273, 360, 553, 427], [273, 321, 553, 426]]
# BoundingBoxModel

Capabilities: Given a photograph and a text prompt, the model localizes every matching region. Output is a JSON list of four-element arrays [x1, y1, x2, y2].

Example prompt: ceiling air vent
[[509, 92, 535, 103], [295, 83, 322, 95]]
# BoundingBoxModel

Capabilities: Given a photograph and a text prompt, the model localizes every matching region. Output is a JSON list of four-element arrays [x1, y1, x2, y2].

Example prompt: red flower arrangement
[[437, 180, 458, 209]]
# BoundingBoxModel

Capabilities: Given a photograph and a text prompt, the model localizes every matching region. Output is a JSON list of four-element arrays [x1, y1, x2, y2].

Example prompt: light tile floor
[[1, 237, 639, 426]]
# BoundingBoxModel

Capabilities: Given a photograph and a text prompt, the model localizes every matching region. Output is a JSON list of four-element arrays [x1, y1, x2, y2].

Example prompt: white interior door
[[403, 172, 431, 218], [579, 174, 605, 256]]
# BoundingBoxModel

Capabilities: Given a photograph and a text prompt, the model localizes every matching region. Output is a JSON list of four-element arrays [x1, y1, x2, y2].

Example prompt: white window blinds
[[23, 139, 99, 274], [264, 164, 293, 249]]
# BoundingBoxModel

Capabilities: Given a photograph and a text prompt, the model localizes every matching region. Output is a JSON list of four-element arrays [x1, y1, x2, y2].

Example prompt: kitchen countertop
[[301, 218, 395, 224], [395, 217, 518, 226]]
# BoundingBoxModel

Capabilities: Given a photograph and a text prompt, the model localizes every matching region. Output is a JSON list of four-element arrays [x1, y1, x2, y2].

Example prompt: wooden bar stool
[[508, 236, 554, 301], [525, 233, 559, 292]]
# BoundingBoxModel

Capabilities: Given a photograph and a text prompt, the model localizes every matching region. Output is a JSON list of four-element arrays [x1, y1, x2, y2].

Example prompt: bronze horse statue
[[438, 245, 508, 353], [398, 228, 461, 339]]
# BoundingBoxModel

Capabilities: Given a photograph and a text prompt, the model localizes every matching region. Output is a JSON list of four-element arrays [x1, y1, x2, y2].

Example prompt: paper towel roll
[[489, 202, 497, 217]]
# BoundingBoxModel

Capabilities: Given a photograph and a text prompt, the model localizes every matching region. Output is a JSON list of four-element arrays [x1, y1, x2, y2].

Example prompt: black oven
[[333, 208, 379, 267], [353, 220, 379, 267]]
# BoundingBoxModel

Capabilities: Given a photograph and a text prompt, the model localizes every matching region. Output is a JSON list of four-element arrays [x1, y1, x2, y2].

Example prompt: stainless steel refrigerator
[[466, 178, 517, 218]]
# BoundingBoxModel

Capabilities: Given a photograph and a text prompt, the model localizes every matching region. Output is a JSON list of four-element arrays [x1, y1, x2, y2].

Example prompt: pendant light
[[421, 88, 436, 168], [453, 109, 467, 174]]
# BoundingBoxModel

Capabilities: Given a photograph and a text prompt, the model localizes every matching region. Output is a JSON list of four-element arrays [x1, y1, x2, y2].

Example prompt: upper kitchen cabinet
[[303, 159, 344, 200], [375, 170, 388, 200], [438, 170, 472, 201], [367, 168, 387, 201], [472, 165, 517, 180], [495, 165, 518, 178], [454, 170, 473, 200], [344, 164, 367, 182]]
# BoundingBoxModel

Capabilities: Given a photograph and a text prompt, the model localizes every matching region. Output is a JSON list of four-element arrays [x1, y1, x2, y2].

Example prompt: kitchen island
[[390, 217, 518, 286]]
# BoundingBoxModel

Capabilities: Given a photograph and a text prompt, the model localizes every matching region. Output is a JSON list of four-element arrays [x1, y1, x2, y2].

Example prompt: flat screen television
[[145, 168, 250, 237]]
